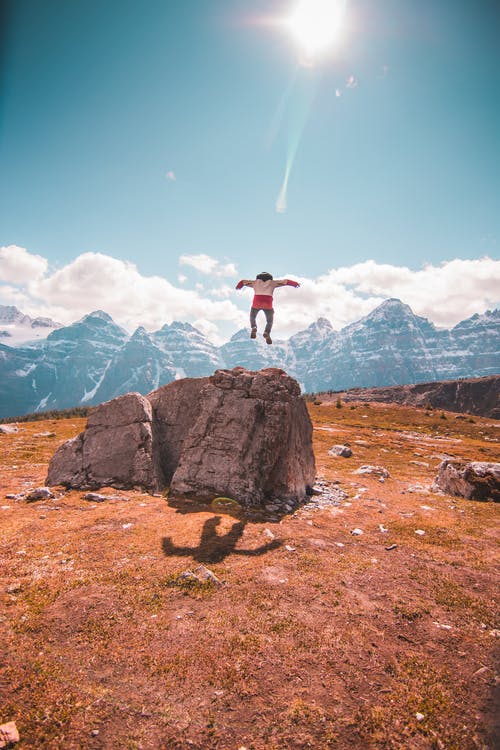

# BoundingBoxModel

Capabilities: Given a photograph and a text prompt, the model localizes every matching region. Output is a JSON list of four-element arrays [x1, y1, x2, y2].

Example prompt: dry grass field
[[1, 401, 499, 749]]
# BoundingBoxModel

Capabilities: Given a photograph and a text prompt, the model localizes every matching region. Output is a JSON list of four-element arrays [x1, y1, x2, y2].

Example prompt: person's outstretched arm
[[235, 279, 255, 290], [274, 279, 300, 288]]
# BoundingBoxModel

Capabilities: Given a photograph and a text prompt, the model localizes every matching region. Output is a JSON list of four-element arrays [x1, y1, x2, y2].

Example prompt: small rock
[[489, 629, 500, 637], [351, 528, 363, 536], [25, 487, 54, 503], [415, 713, 425, 722], [0, 424, 18, 434], [91, 729, 100, 736], [263, 528, 275, 540], [194, 565, 222, 585], [0, 721, 20, 746], [354, 465, 390, 478], [433, 621, 452, 630], [385, 544, 397, 551], [6, 583, 22, 594], [334, 542, 345, 547], [328, 445, 353, 458], [285, 545, 296, 552], [414, 529, 426, 536], [122, 523, 133, 529], [407, 483, 431, 494], [83, 492, 107, 503], [33, 431, 56, 438], [378, 524, 388, 533]]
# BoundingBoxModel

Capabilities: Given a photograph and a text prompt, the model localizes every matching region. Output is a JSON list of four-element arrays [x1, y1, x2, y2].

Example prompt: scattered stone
[[335, 542, 344, 547], [194, 565, 222, 585], [354, 465, 390, 478], [0, 425, 18, 434], [33, 431, 56, 438], [299, 480, 348, 512], [83, 492, 107, 503], [489, 629, 500, 638], [410, 460, 430, 467], [351, 528, 363, 536], [25, 487, 54, 503], [432, 460, 500, 502], [406, 483, 431, 494], [420, 505, 435, 511], [378, 524, 388, 533], [415, 713, 425, 722], [385, 544, 398, 551], [263, 528, 275, 540], [328, 444, 352, 458], [433, 621, 452, 630], [0, 721, 19, 747], [6, 583, 22, 594], [122, 523, 133, 529], [91, 730, 100, 737], [285, 545, 296, 552], [414, 529, 426, 536]]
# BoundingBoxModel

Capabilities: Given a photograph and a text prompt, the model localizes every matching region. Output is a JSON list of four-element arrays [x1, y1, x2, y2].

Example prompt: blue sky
[[0, 0, 499, 341]]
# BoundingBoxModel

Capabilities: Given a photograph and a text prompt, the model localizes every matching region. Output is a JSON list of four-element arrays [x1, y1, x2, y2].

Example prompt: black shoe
[[263, 332, 272, 345], [250, 327, 257, 339]]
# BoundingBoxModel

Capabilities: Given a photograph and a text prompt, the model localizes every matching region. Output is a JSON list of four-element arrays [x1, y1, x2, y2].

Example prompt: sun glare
[[288, 0, 346, 57]]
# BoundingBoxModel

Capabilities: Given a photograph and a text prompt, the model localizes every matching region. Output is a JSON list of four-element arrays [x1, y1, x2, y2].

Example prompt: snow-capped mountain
[[0, 304, 62, 345], [0, 300, 498, 417]]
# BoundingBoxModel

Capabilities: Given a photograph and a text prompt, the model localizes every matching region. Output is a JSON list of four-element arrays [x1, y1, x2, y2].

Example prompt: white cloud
[[165, 170, 176, 181], [0, 249, 243, 342], [272, 257, 500, 337], [178, 274, 187, 284], [0, 245, 48, 284], [0, 248, 497, 343], [179, 253, 237, 278]]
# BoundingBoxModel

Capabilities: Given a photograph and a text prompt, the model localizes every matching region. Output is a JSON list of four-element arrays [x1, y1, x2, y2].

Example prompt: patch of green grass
[[161, 572, 218, 598]]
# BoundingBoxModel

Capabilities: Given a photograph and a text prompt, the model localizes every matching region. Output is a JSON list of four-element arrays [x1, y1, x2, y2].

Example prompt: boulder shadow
[[161, 515, 281, 564]]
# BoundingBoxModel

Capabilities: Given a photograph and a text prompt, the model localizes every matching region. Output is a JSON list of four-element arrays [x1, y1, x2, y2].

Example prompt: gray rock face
[[47, 368, 316, 509], [169, 368, 315, 507], [47, 392, 160, 491], [433, 460, 500, 502]]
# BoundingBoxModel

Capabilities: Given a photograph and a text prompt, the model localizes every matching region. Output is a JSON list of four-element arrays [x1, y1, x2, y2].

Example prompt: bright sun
[[288, 0, 346, 57]]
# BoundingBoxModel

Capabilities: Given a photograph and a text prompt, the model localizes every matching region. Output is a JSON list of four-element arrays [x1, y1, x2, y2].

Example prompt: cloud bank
[[0, 245, 498, 343]]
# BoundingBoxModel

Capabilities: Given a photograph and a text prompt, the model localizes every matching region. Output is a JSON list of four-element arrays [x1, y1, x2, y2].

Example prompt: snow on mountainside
[[0, 300, 498, 417], [0, 304, 62, 345]]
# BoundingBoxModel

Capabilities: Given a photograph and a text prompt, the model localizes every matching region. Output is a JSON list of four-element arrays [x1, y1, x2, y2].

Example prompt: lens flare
[[289, 0, 346, 57]]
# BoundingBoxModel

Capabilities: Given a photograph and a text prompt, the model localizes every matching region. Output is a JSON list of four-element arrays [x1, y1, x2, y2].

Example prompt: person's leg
[[263, 309, 274, 334], [249, 307, 258, 338], [263, 309, 274, 344]]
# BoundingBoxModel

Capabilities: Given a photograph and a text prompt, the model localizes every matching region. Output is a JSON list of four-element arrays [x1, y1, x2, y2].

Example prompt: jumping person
[[235, 272, 300, 345]]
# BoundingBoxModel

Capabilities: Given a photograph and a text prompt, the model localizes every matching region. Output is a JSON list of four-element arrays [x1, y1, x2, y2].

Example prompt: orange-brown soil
[[1, 403, 499, 749]]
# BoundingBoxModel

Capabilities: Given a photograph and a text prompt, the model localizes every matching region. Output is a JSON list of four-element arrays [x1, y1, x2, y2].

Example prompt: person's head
[[256, 271, 273, 281]]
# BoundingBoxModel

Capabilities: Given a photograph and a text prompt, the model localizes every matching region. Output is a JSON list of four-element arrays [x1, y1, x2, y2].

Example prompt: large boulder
[[169, 368, 315, 507], [433, 460, 500, 502], [46, 368, 316, 509], [47, 392, 161, 491]]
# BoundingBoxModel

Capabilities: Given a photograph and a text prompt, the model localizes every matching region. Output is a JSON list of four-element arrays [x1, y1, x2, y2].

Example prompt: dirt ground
[[1, 401, 499, 749]]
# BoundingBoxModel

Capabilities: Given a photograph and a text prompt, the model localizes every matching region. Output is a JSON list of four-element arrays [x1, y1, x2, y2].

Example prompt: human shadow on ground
[[162, 515, 281, 564]]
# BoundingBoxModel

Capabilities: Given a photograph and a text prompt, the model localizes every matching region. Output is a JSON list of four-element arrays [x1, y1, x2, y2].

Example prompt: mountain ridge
[[0, 300, 498, 417]]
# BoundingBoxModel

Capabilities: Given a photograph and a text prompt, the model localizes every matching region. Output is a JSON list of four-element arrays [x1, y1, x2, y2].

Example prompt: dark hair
[[256, 272, 273, 281]]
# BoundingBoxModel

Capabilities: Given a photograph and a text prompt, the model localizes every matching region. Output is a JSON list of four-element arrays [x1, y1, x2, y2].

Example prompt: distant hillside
[[330, 375, 500, 419]]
